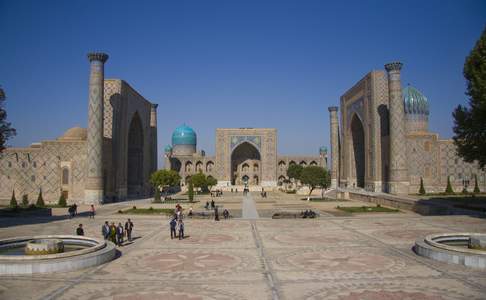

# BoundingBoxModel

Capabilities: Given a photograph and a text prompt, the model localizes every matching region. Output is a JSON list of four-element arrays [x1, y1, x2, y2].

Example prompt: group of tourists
[[204, 199, 217, 210], [101, 219, 134, 246], [210, 190, 223, 197], [170, 204, 185, 239]]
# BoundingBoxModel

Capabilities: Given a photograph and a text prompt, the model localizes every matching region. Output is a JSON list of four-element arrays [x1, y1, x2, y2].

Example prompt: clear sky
[[1, 0, 485, 167]]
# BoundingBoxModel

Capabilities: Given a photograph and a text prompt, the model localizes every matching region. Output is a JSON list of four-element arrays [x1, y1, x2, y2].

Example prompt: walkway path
[[241, 192, 259, 219]]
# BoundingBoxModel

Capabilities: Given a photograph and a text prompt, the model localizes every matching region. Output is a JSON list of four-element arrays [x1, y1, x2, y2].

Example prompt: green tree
[[206, 176, 218, 192], [22, 194, 28, 206], [419, 177, 426, 195], [21, 193, 28, 206], [0, 87, 16, 153], [445, 176, 454, 194], [10, 190, 17, 208], [36, 189, 45, 207], [150, 169, 181, 190], [300, 166, 331, 196], [191, 172, 208, 193], [287, 164, 304, 185], [58, 193, 67, 207], [452, 26, 486, 170], [187, 179, 194, 202], [474, 174, 481, 193]]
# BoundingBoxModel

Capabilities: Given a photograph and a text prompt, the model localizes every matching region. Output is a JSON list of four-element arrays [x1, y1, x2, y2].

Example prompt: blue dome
[[171, 124, 197, 145], [164, 145, 172, 152], [319, 146, 327, 154], [403, 86, 429, 116]]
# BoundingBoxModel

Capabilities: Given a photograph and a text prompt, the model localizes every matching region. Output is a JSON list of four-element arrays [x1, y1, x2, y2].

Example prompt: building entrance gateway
[[164, 127, 328, 190], [231, 142, 261, 186]]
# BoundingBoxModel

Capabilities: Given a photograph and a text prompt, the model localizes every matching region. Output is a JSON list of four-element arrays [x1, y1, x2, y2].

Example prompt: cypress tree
[[445, 176, 454, 194], [10, 190, 17, 208], [154, 187, 161, 202], [58, 193, 67, 207], [22, 194, 28, 206], [36, 189, 45, 207], [418, 177, 426, 195], [188, 180, 194, 202], [474, 174, 481, 193]]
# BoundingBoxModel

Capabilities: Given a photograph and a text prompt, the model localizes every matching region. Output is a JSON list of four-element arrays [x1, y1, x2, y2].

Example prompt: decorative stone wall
[[0, 141, 86, 205], [334, 64, 486, 195]]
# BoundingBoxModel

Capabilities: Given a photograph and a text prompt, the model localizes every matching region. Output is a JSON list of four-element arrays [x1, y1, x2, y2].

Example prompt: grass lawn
[[336, 205, 400, 213], [300, 197, 347, 202], [118, 207, 174, 215], [152, 198, 196, 204]]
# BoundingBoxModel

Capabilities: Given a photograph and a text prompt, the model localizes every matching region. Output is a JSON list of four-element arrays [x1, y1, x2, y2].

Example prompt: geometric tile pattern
[[1, 210, 486, 300]]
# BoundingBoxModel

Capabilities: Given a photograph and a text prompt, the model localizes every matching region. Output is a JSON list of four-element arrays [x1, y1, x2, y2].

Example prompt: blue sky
[[1, 0, 485, 166]]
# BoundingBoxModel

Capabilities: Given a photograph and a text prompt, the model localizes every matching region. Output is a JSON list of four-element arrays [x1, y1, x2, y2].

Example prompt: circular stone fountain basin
[[0, 235, 116, 274], [414, 233, 486, 269]]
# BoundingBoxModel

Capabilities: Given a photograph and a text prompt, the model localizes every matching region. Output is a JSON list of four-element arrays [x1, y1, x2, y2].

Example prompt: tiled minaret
[[150, 103, 158, 175], [328, 106, 340, 188], [385, 62, 409, 194], [85, 52, 108, 204]]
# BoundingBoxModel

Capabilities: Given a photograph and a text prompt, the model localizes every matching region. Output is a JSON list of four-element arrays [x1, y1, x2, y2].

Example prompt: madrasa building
[[328, 61, 486, 194], [163, 127, 328, 188], [0, 53, 158, 204]]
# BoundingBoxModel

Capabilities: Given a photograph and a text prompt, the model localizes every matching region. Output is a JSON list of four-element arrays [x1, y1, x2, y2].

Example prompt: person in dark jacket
[[116, 223, 124, 246], [76, 224, 84, 236], [170, 216, 177, 239], [125, 219, 134, 242], [101, 221, 110, 240]]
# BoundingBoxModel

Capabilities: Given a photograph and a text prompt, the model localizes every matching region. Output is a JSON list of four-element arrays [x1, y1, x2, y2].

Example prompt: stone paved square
[[1, 195, 485, 300]]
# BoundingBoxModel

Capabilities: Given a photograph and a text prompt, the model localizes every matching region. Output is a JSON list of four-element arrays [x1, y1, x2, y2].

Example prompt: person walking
[[170, 216, 177, 239], [211, 199, 215, 209], [90, 204, 96, 219], [178, 219, 185, 240], [76, 224, 84, 236], [101, 221, 110, 240], [116, 222, 124, 246], [73, 203, 78, 216], [188, 206, 193, 218], [125, 219, 134, 242], [214, 206, 220, 221]]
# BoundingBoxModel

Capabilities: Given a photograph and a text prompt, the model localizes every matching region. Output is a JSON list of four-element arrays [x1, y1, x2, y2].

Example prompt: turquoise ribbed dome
[[403, 86, 429, 116], [319, 146, 327, 154], [164, 145, 172, 152], [171, 124, 197, 145]]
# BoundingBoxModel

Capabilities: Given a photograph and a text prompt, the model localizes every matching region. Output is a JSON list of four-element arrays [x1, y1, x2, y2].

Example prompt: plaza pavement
[[0, 192, 485, 299]]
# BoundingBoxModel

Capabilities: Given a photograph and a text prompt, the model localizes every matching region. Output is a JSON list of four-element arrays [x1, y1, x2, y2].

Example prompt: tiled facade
[[0, 54, 158, 204], [165, 128, 327, 188], [331, 63, 486, 194]]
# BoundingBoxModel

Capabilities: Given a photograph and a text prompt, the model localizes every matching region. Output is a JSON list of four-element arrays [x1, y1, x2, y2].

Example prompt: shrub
[[418, 177, 426, 195], [149, 206, 154, 210], [133, 206, 137, 210], [58, 193, 67, 207], [36, 190, 45, 207], [474, 174, 481, 193], [118, 210, 123, 214], [10, 190, 18, 208], [21, 193, 29, 207], [462, 187, 468, 194], [445, 176, 454, 194]]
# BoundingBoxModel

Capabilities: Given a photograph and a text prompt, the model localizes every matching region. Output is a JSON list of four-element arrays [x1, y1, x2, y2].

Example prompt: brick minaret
[[328, 106, 340, 188], [385, 62, 409, 194], [85, 52, 108, 204]]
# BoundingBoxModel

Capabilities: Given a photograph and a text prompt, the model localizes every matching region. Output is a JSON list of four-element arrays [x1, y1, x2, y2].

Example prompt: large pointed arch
[[350, 113, 365, 188], [231, 141, 261, 185], [127, 111, 144, 197]]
